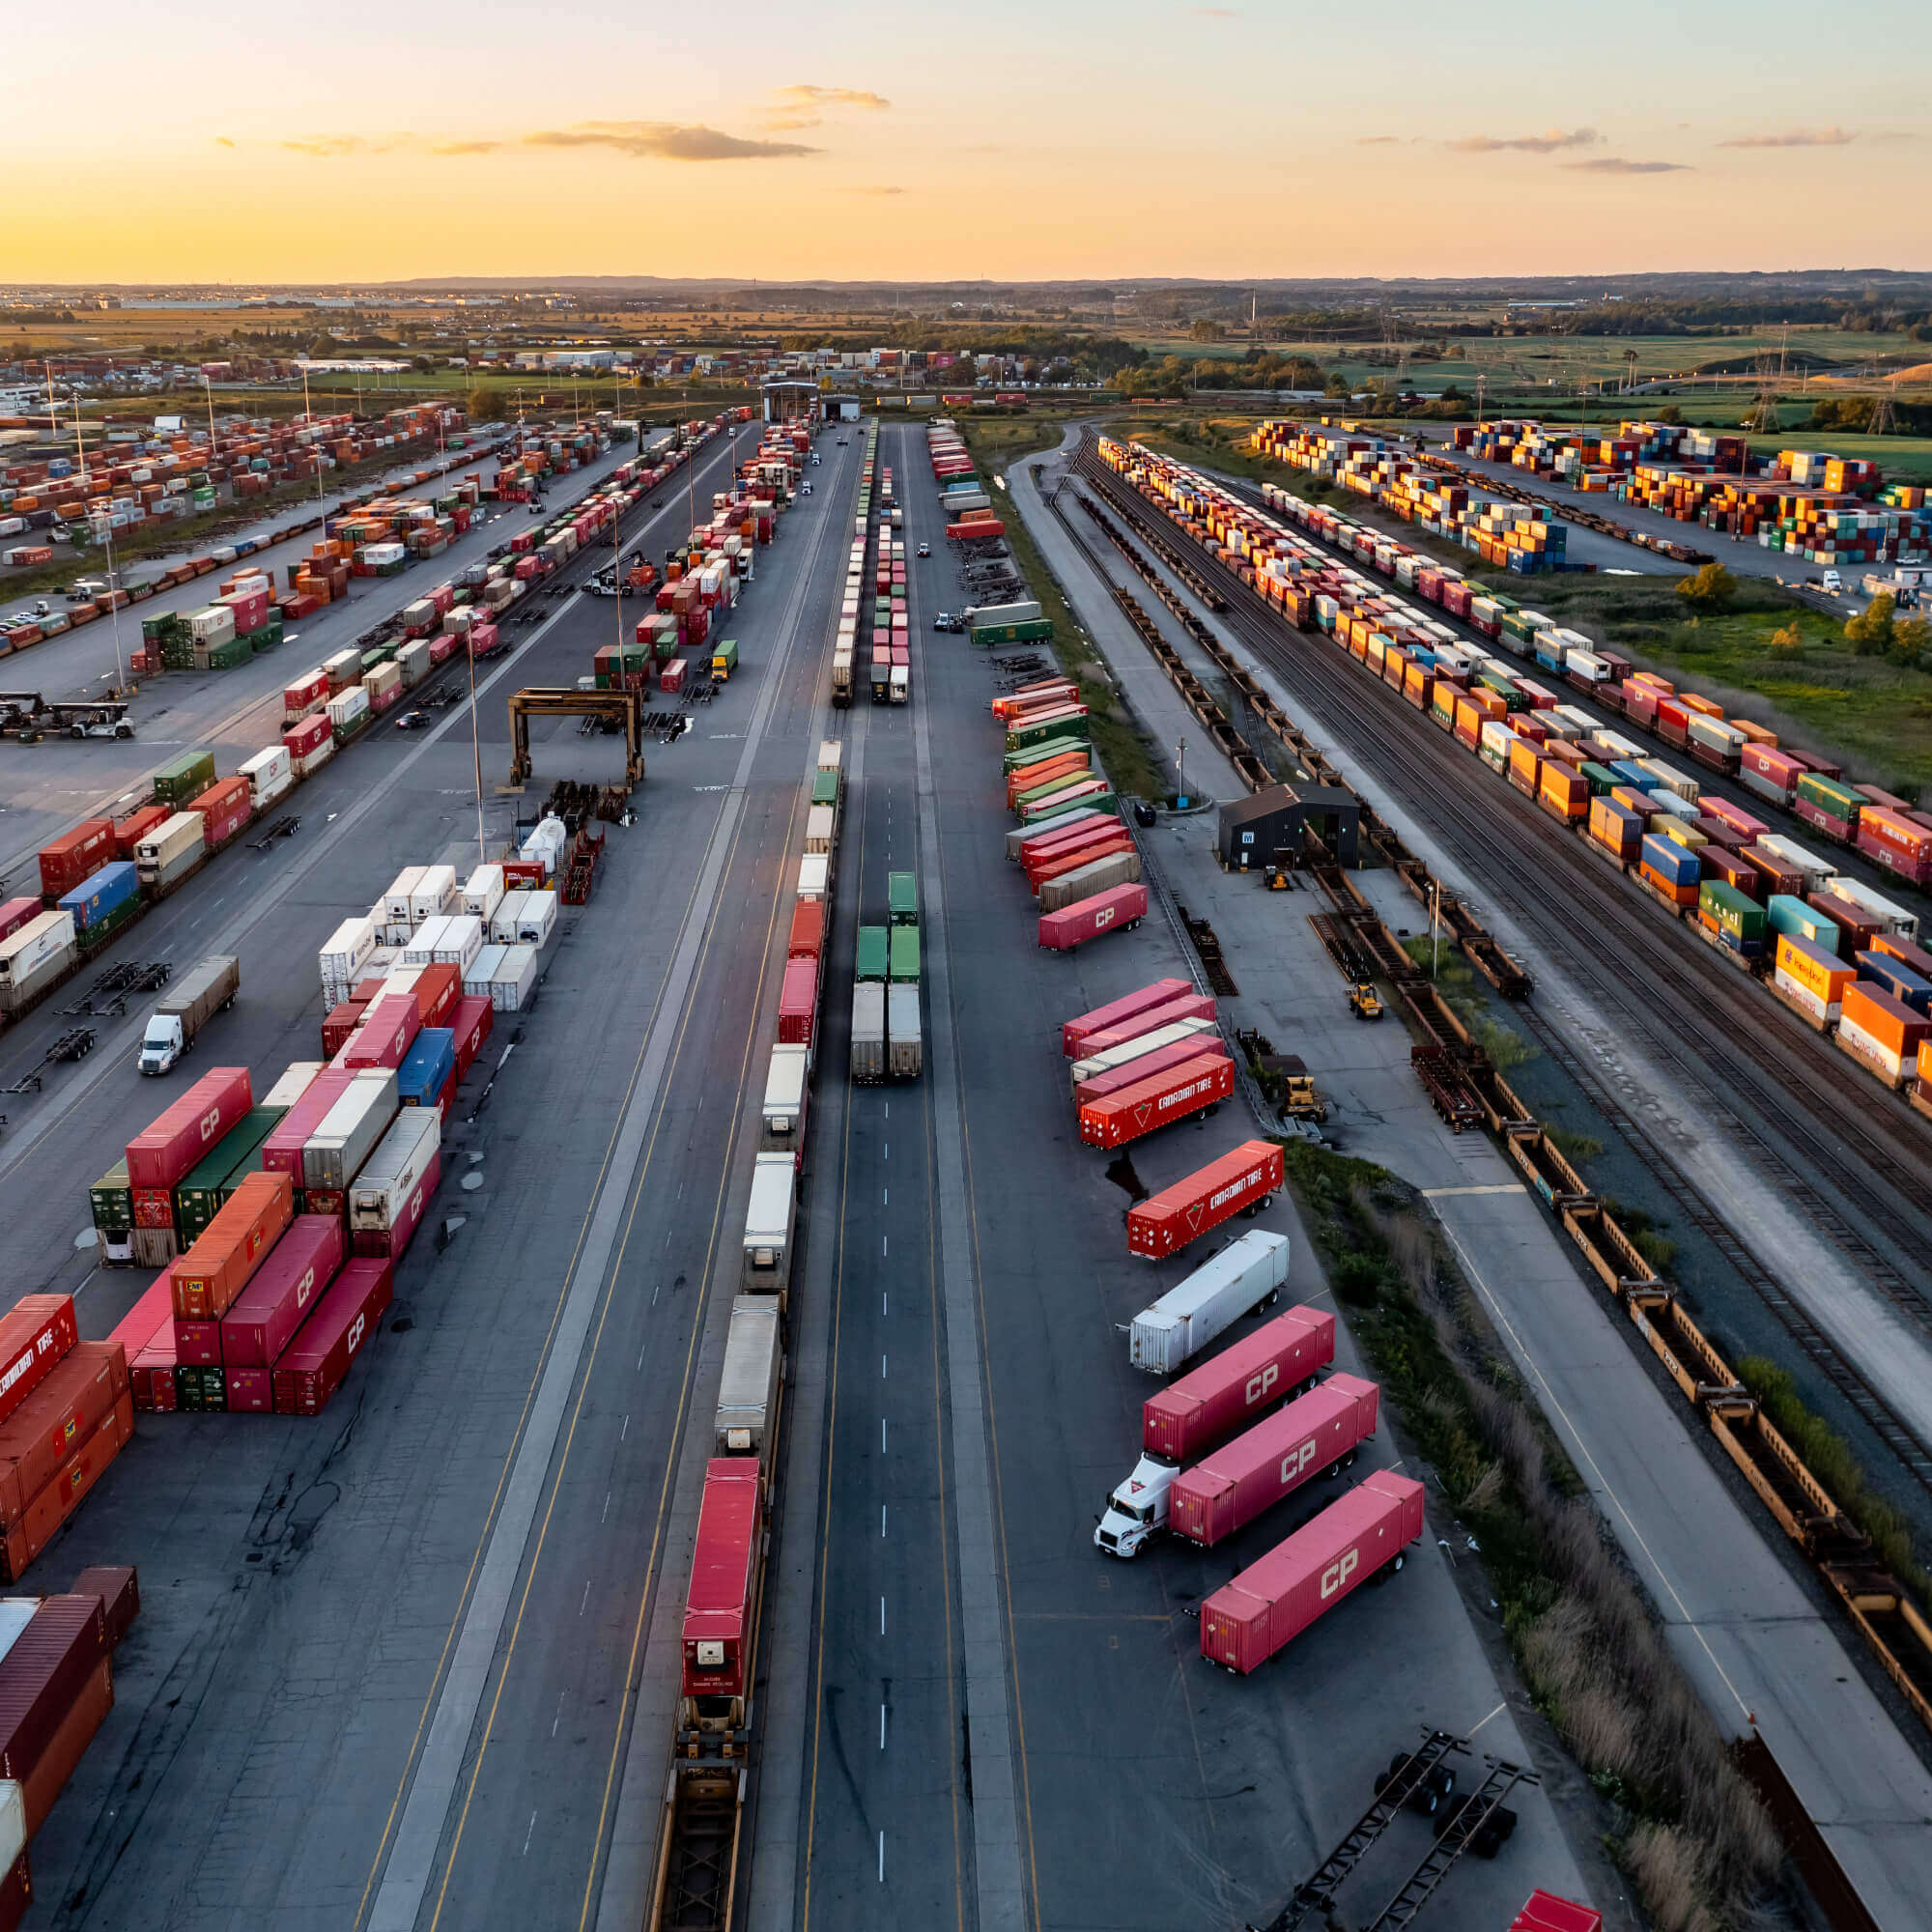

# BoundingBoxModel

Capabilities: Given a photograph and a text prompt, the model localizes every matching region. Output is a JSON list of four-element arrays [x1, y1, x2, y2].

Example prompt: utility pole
[[1431, 877, 1441, 980], [72, 399, 127, 695], [1175, 732, 1187, 804]]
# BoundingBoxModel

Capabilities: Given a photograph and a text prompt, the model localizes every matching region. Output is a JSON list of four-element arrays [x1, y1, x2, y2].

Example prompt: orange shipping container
[[0, 1393, 132, 1584], [170, 1170, 295, 1320], [21, 1654, 112, 1837], [0, 1342, 128, 1526]]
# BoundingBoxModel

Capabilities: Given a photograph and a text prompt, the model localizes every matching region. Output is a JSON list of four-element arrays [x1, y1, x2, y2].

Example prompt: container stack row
[[927, 421, 1004, 541], [0, 1566, 142, 1921], [1100, 438, 1932, 1114]]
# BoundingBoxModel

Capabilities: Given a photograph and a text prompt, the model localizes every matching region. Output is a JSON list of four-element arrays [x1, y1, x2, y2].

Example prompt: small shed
[[1217, 783, 1360, 869]]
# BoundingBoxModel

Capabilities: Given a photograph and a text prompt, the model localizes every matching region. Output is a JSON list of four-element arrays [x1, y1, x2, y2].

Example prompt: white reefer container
[[488, 892, 527, 947], [410, 866, 458, 923], [401, 915, 450, 966], [350, 1105, 441, 1232], [0, 911, 77, 1015], [239, 745, 293, 808], [463, 864, 505, 923], [135, 811, 206, 879], [741, 1152, 797, 1295], [1129, 1230, 1291, 1376], [796, 854, 830, 903], [463, 944, 506, 1000], [301, 1066, 400, 1192], [761, 1044, 810, 1153], [714, 1295, 782, 1456], [430, 914, 484, 973], [887, 983, 923, 1080], [488, 945, 538, 1012], [849, 982, 885, 1083], [509, 891, 556, 949], [384, 867, 425, 925], [319, 913, 378, 1000]]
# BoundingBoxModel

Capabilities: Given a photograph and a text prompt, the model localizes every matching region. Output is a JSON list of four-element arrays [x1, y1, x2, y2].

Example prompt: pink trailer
[[1142, 1307, 1336, 1463], [1037, 883, 1148, 952]]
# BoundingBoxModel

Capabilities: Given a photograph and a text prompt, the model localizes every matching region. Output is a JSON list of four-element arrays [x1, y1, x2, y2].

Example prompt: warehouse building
[[1217, 782, 1360, 870]]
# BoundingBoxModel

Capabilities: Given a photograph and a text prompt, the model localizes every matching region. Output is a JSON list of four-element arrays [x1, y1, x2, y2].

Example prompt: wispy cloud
[[280, 133, 408, 157], [433, 140, 503, 156], [1449, 127, 1601, 155], [1355, 134, 1399, 146], [848, 185, 904, 195], [761, 84, 891, 131], [525, 121, 817, 160], [1564, 157, 1690, 175], [213, 136, 235, 149], [1717, 126, 1854, 148]]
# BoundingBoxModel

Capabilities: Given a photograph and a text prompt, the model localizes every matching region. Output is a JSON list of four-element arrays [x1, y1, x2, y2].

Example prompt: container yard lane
[[3, 423, 842, 1930]]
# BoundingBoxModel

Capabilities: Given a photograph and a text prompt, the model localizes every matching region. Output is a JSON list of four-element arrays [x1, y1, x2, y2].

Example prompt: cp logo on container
[[1320, 1548, 1359, 1599], [1244, 1363, 1279, 1406]]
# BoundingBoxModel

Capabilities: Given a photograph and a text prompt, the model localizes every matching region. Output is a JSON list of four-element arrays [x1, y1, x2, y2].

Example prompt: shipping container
[[779, 956, 820, 1048], [1080, 1053, 1234, 1151], [850, 981, 886, 1083], [170, 1170, 295, 1321], [715, 1296, 782, 1457], [0, 1595, 109, 1772], [1143, 1306, 1337, 1465], [1128, 1141, 1283, 1261], [1129, 1231, 1291, 1374], [887, 982, 923, 1080], [271, 1257, 394, 1416], [218, 1215, 345, 1368], [680, 1459, 762, 1724], [349, 1107, 440, 1231], [0, 1344, 128, 1528], [1078, 993, 1219, 1059], [301, 1067, 400, 1191], [0, 913, 77, 1015], [1199, 1470, 1426, 1674], [1170, 1374, 1379, 1548], [742, 1153, 796, 1295], [126, 1065, 253, 1192], [1038, 883, 1147, 952], [856, 925, 890, 983], [0, 1297, 79, 1435], [762, 1045, 810, 1152]]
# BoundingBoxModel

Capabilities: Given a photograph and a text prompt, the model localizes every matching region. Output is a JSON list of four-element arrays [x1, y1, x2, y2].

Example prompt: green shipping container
[[1020, 786, 1113, 824], [889, 926, 921, 984], [1578, 761, 1620, 797], [856, 924, 890, 982], [1700, 879, 1766, 945], [1006, 713, 1091, 754], [970, 619, 1054, 648], [1003, 734, 1087, 775], [90, 1158, 132, 1235], [174, 1107, 285, 1242], [206, 637, 250, 670], [175, 1364, 227, 1412], [887, 871, 918, 925], [810, 771, 839, 809], [711, 639, 739, 676], [1795, 771, 1861, 824], [154, 749, 217, 807]]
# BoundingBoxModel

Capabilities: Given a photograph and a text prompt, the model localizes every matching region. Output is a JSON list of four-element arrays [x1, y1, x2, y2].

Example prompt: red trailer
[[1077, 1038, 1229, 1107], [0, 1295, 79, 1434], [1078, 992, 1217, 1058], [217, 1215, 344, 1369], [777, 956, 820, 1047], [37, 821, 115, 902], [680, 1457, 764, 1734], [787, 900, 824, 960], [343, 991, 422, 1070], [260, 1068, 355, 1180], [1079, 1053, 1234, 1150], [1030, 836, 1134, 896], [1513, 1892, 1604, 1932], [1143, 1306, 1335, 1463], [1170, 1374, 1379, 1547], [449, 994, 494, 1079], [1129, 1140, 1283, 1260], [270, 1257, 393, 1416], [126, 1066, 254, 1196], [1038, 883, 1147, 952], [1199, 1469, 1425, 1674]]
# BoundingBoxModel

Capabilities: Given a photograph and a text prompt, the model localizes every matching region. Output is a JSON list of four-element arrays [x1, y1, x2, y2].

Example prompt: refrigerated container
[[762, 1045, 810, 1152], [462, 864, 505, 923], [850, 981, 885, 1082], [349, 1107, 441, 1232], [1170, 1375, 1379, 1548], [715, 1296, 782, 1456], [0, 912, 77, 1015], [887, 983, 923, 1079], [741, 1153, 796, 1295], [1129, 1231, 1290, 1373], [1199, 1470, 1426, 1674], [301, 1067, 400, 1192]]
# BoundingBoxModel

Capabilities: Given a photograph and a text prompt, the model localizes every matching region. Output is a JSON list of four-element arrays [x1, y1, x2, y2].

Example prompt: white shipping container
[[1068, 1017, 1218, 1095], [741, 1152, 797, 1293], [887, 982, 923, 1080], [327, 685, 370, 731], [0, 910, 78, 1008], [430, 914, 485, 972], [464, 944, 507, 999], [262, 1061, 325, 1110], [401, 917, 449, 966], [239, 745, 293, 800], [805, 805, 837, 855], [1757, 834, 1833, 892], [797, 854, 830, 902], [410, 866, 457, 923], [462, 864, 505, 922], [302, 1066, 401, 1191], [189, 605, 236, 645], [318, 913, 378, 990], [1129, 1231, 1292, 1376], [488, 945, 538, 1011], [489, 892, 527, 947], [295, 739, 336, 781], [135, 811, 206, 874], [509, 892, 556, 949], [1826, 874, 1918, 941], [761, 1043, 810, 1151], [714, 1295, 782, 1455], [850, 981, 885, 1083], [350, 1105, 441, 1231]]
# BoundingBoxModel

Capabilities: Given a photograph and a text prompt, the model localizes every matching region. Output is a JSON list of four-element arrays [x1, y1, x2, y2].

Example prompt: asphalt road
[[750, 425, 1590, 1932], [0, 430, 671, 893], [10, 417, 860, 1929]]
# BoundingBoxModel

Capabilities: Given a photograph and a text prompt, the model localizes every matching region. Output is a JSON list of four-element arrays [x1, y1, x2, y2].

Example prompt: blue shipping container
[[58, 860, 140, 932], [1856, 951, 1932, 1013], [1767, 894, 1840, 952], [398, 1027, 457, 1107], [1610, 760, 1654, 788], [1641, 835, 1699, 887]]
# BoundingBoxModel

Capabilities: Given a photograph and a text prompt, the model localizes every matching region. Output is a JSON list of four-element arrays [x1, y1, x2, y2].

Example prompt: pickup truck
[[138, 953, 239, 1075]]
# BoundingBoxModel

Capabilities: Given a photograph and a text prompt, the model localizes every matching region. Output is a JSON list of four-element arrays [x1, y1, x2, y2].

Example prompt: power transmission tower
[[1867, 377, 1898, 439], [1746, 355, 1781, 438]]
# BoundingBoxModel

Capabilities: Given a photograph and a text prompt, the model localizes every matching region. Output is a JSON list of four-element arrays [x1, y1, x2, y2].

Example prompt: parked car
[[917, 542, 931, 557]]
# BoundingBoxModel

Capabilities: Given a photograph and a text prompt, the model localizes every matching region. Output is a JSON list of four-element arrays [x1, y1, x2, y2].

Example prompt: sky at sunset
[[10, 0, 1931, 283]]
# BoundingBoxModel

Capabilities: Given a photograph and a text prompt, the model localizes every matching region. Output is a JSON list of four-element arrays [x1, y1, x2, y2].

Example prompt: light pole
[[467, 625, 487, 866], [71, 399, 128, 695]]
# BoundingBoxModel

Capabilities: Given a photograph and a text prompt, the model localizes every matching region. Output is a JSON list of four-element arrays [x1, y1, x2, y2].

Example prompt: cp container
[[126, 1066, 254, 1193], [169, 1170, 295, 1321], [1144, 1306, 1337, 1463], [1038, 883, 1147, 951], [218, 1215, 344, 1368], [1198, 1470, 1426, 1674], [271, 1257, 394, 1416], [261, 1068, 356, 1181], [1128, 1141, 1283, 1261], [1170, 1374, 1380, 1547]]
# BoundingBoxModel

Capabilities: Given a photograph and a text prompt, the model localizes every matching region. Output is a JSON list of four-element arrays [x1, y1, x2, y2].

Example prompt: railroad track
[[1074, 441, 1932, 1494]]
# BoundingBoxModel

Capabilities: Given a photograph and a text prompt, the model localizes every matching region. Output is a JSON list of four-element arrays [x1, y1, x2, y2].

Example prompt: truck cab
[[138, 1013, 186, 1076], [1094, 1455, 1179, 1558]]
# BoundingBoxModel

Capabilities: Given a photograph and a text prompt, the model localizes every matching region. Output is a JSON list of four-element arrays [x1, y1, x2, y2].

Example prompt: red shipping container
[[449, 994, 493, 1079], [37, 820, 114, 900], [1015, 814, 1112, 872], [1514, 1891, 1604, 1932], [1170, 1374, 1380, 1547], [283, 713, 331, 758], [1028, 835, 1133, 895], [169, 1170, 296, 1321], [227, 1366, 274, 1412], [1038, 883, 1148, 952], [1077, 1039, 1229, 1107], [220, 1215, 346, 1365], [681, 1459, 762, 1706], [283, 668, 329, 714], [1079, 1053, 1235, 1150], [1, 1400, 132, 1584], [271, 1257, 393, 1417], [1144, 1306, 1336, 1463], [0, 1295, 78, 1435], [344, 992, 421, 1069], [172, 1318, 221, 1367], [1128, 1140, 1283, 1261], [322, 1001, 367, 1058], [111, 806, 170, 862], [0, 1594, 109, 1772], [1199, 1470, 1426, 1673], [0, 1342, 128, 1525], [261, 1068, 355, 1179], [351, 1149, 440, 1262], [0, 899, 41, 946], [412, 961, 461, 1029], [131, 1336, 177, 1412], [186, 775, 249, 822], [69, 1564, 140, 1650], [0, 1850, 29, 1932], [777, 957, 819, 1046], [21, 1653, 111, 1837], [126, 1065, 254, 1191], [787, 900, 824, 960], [1079, 993, 1218, 1058]]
